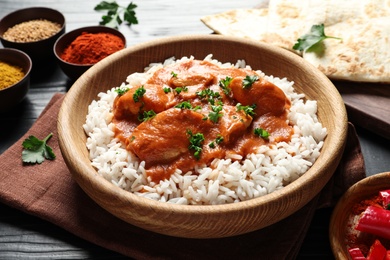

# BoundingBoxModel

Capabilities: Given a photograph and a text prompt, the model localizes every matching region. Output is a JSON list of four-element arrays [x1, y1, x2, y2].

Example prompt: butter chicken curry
[[113, 59, 293, 183]]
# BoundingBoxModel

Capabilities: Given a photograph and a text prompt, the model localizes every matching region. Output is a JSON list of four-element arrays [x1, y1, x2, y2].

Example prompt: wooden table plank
[[1, 1, 390, 259]]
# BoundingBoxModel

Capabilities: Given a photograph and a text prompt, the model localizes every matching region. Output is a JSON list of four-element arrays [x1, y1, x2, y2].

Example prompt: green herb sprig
[[293, 24, 342, 52], [236, 103, 256, 117], [163, 87, 172, 93], [138, 110, 156, 122], [208, 105, 223, 123], [133, 85, 146, 102], [115, 87, 130, 96], [196, 89, 221, 105], [22, 133, 56, 164], [242, 75, 259, 89], [175, 101, 193, 109], [94, 1, 138, 29], [174, 86, 188, 94], [209, 135, 224, 148], [219, 76, 233, 95], [254, 128, 270, 139], [187, 130, 205, 160]]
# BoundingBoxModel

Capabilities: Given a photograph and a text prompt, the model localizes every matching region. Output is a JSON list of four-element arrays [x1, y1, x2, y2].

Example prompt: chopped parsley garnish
[[163, 87, 172, 93], [236, 103, 256, 117], [254, 128, 270, 139], [171, 71, 178, 78], [94, 1, 138, 29], [22, 133, 56, 164], [115, 87, 130, 96], [209, 135, 224, 148], [208, 105, 223, 123], [215, 135, 224, 144], [187, 130, 205, 160], [293, 24, 342, 53], [196, 89, 221, 105], [133, 85, 146, 102], [242, 75, 259, 89], [175, 86, 188, 94], [219, 76, 233, 95], [138, 110, 156, 122], [175, 101, 193, 109]]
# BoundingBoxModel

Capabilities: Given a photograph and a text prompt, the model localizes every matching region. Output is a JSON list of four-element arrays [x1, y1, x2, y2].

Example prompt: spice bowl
[[330, 171, 390, 259], [0, 48, 32, 112], [54, 26, 126, 81], [0, 7, 65, 64]]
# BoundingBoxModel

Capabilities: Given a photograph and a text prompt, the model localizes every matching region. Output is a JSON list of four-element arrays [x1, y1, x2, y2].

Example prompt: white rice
[[83, 55, 327, 205]]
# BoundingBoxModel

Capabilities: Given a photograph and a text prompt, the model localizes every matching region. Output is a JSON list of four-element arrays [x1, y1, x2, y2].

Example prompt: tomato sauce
[[112, 59, 293, 183]]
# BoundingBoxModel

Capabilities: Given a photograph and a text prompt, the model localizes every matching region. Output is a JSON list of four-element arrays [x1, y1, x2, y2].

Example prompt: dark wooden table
[[1, 1, 390, 259]]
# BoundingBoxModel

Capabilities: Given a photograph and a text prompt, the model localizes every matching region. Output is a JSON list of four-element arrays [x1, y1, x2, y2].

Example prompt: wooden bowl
[[0, 48, 32, 112], [58, 35, 348, 238], [330, 172, 390, 259], [53, 26, 126, 81], [0, 7, 65, 64]]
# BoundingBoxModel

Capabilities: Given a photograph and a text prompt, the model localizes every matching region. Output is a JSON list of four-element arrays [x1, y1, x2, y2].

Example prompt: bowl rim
[[0, 6, 66, 45], [0, 47, 32, 92], [58, 34, 348, 236], [53, 25, 127, 66]]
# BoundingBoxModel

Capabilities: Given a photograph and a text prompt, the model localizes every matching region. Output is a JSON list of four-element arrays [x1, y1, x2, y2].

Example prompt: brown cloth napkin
[[0, 93, 365, 260]]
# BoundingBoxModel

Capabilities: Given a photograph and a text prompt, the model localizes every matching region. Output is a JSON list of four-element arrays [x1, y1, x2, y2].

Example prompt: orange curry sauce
[[113, 59, 293, 183]]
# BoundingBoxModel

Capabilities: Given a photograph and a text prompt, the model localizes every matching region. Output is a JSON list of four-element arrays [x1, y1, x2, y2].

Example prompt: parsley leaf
[[208, 105, 223, 123], [22, 133, 56, 164], [187, 130, 205, 160], [254, 128, 270, 139], [196, 89, 221, 105], [94, 1, 138, 29], [209, 135, 224, 148], [163, 87, 172, 93], [219, 76, 233, 95], [293, 24, 342, 52], [115, 87, 130, 96], [133, 85, 146, 102], [242, 75, 259, 89], [174, 86, 188, 94], [138, 110, 156, 122], [175, 101, 193, 109], [236, 103, 256, 117]]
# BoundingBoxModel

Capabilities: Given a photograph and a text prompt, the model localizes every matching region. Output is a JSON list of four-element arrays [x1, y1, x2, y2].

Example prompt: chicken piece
[[230, 76, 290, 116], [217, 105, 253, 143], [128, 107, 212, 165], [113, 83, 174, 119]]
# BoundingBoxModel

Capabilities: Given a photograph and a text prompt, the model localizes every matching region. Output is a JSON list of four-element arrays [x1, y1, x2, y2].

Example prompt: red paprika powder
[[61, 32, 124, 65]]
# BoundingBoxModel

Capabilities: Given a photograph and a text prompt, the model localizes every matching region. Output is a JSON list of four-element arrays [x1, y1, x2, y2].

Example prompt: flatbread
[[201, 8, 269, 40], [303, 17, 390, 82], [201, 0, 390, 83]]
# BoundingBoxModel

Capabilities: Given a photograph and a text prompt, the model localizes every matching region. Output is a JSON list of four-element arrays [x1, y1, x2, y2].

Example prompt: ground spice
[[3, 19, 61, 43], [0, 61, 25, 90], [60, 32, 125, 65]]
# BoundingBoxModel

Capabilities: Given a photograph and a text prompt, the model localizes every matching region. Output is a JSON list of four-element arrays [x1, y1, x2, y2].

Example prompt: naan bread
[[201, 0, 390, 83], [303, 17, 390, 82], [201, 9, 269, 40]]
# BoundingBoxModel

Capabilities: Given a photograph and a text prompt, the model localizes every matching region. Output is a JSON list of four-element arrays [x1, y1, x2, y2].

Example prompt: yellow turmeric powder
[[0, 61, 25, 90]]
